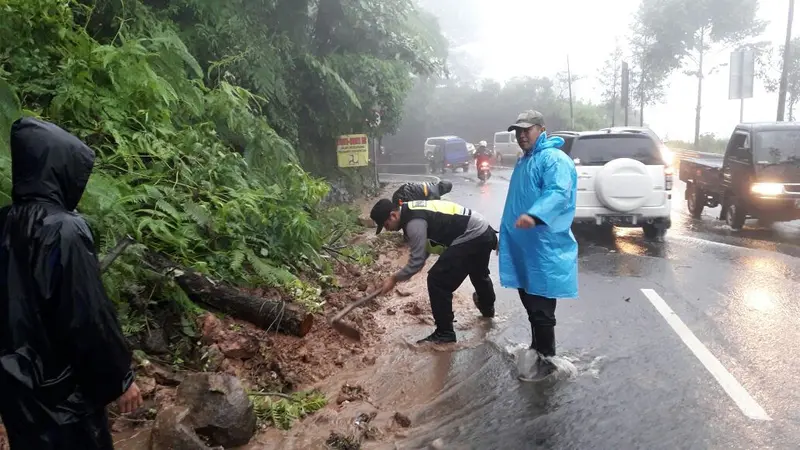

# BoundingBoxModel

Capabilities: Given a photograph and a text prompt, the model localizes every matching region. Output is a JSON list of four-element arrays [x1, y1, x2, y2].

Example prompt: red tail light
[[664, 166, 674, 191]]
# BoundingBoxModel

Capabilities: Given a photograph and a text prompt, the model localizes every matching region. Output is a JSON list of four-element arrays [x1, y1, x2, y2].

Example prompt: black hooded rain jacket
[[0, 118, 133, 449]]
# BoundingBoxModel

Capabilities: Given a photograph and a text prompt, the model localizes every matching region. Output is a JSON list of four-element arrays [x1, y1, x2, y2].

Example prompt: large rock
[[151, 405, 221, 450], [150, 373, 256, 449]]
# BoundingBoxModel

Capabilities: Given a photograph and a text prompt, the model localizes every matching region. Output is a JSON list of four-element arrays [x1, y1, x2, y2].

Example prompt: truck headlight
[[750, 183, 784, 196]]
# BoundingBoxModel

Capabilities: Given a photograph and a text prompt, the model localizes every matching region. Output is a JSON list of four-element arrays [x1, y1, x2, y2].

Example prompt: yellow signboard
[[336, 134, 369, 168]]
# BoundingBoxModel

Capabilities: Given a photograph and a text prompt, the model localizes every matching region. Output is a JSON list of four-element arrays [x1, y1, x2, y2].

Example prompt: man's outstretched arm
[[380, 219, 429, 293]]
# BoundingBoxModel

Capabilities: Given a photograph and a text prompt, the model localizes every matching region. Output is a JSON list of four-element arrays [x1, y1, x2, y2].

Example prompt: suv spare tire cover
[[593, 158, 654, 212]]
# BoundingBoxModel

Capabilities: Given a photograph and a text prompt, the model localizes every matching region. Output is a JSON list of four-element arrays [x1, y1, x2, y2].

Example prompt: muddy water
[[256, 316, 599, 450], [111, 283, 600, 450]]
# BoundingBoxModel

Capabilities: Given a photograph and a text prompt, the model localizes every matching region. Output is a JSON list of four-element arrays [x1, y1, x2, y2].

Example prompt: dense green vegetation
[[0, 0, 444, 334]]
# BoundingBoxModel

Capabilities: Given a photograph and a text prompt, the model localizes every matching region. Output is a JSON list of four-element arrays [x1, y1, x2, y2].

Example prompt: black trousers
[[5, 409, 114, 450], [518, 290, 557, 356], [427, 228, 497, 332]]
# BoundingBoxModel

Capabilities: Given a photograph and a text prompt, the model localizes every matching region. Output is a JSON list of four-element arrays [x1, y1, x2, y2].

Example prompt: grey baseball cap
[[508, 110, 545, 132]]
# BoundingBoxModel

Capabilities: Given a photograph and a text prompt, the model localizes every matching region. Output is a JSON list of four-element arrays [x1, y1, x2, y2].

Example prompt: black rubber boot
[[519, 327, 558, 382], [416, 328, 457, 344], [472, 292, 495, 318], [519, 357, 557, 382], [534, 326, 556, 357]]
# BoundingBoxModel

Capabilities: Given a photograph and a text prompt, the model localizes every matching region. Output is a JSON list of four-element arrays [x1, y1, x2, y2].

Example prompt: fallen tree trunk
[[146, 252, 314, 337]]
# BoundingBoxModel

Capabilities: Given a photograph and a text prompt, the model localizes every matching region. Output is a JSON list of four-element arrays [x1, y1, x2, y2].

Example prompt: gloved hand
[[426, 241, 446, 255]]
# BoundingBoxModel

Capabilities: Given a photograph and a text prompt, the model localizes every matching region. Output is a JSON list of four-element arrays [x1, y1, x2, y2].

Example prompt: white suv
[[560, 131, 674, 239]]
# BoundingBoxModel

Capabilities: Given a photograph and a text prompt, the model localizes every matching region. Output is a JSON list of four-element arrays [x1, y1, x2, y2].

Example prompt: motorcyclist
[[474, 140, 492, 172]]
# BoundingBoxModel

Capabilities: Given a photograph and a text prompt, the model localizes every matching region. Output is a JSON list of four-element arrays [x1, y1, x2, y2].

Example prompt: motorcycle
[[477, 160, 491, 183]]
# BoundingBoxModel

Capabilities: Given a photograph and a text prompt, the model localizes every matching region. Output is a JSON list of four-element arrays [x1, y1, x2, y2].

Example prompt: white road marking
[[641, 288, 772, 421]]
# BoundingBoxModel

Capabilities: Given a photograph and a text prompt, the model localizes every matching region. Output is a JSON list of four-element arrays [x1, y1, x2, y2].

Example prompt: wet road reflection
[[380, 170, 800, 449]]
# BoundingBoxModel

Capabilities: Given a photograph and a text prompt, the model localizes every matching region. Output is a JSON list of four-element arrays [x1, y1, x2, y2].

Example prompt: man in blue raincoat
[[498, 110, 578, 381]]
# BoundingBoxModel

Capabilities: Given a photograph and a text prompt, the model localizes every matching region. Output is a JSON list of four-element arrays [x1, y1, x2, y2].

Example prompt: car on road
[[678, 122, 800, 230], [568, 131, 674, 239], [492, 131, 519, 165], [424, 136, 457, 158], [599, 126, 674, 167], [550, 131, 580, 155], [425, 136, 471, 173]]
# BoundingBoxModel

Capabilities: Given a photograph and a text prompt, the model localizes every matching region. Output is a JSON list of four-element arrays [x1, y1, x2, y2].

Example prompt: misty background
[[384, 0, 797, 159]]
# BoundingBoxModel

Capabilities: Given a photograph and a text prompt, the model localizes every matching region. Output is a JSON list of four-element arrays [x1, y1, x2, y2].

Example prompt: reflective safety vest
[[399, 200, 472, 250]]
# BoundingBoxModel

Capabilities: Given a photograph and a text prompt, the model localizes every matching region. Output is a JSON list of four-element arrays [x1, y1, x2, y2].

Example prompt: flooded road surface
[[346, 169, 800, 449]]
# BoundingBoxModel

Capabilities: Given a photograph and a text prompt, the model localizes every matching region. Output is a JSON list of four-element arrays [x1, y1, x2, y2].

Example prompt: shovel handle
[[331, 289, 382, 322]]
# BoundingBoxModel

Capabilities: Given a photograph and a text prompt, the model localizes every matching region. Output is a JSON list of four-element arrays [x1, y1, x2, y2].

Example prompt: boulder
[[150, 373, 256, 449], [150, 405, 221, 450]]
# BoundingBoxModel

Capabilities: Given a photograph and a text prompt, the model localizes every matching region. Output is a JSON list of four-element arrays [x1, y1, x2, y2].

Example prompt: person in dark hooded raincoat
[[0, 117, 143, 449]]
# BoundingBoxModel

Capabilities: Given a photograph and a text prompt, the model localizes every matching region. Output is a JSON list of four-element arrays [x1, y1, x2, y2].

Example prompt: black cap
[[370, 198, 395, 234]]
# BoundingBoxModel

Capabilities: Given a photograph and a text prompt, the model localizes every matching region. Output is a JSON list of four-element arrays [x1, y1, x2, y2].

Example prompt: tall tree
[[757, 38, 800, 120], [629, 23, 670, 127], [598, 43, 624, 126], [635, 0, 766, 147]]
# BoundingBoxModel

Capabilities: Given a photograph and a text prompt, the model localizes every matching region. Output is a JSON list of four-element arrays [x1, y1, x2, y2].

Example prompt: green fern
[[0, 0, 444, 323], [251, 390, 328, 430]]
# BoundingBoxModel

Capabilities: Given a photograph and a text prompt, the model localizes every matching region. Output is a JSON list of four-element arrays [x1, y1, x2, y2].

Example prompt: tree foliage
[[628, 22, 671, 126], [0, 0, 446, 319], [756, 38, 800, 121], [634, 0, 766, 145], [598, 43, 624, 126]]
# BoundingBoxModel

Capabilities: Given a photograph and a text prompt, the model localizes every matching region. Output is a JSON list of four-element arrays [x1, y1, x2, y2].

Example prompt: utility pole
[[621, 61, 629, 126], [777, 0, 795, 121], [611, 63, 617, 127], [567, 55, 575, 129]]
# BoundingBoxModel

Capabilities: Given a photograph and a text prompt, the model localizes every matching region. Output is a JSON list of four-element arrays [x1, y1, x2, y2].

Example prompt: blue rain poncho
[[498, 132, 579, 299]]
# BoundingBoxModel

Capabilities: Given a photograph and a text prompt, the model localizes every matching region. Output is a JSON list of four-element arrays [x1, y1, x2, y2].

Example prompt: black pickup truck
[[678, 122, 800, 230]]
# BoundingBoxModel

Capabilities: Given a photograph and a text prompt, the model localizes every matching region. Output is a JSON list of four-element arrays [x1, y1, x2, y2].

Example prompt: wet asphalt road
[[379, 167, 800, 450]]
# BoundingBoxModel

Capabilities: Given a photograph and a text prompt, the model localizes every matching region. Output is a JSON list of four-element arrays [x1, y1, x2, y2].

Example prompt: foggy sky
[[419, 0, 798, 141]]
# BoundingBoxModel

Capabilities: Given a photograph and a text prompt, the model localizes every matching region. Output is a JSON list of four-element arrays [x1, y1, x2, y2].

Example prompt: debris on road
[[393, 412, 412, 428]]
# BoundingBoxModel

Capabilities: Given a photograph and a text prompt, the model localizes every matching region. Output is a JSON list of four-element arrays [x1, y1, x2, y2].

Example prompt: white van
[[493, 131, 520, 165]]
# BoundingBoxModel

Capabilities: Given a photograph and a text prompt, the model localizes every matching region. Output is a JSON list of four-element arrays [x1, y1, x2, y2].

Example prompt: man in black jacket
[[391, 180, 453, 206], [0, 118, 142, 449], [371, 198, 496, 344]]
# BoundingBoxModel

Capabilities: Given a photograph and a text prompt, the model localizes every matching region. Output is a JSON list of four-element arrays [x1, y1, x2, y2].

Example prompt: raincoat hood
[[526, 132, 565, 156], [11, 117, 95, 211], [498, 131, 578, 299]]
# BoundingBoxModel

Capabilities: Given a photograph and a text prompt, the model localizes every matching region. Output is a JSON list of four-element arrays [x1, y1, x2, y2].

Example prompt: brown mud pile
[[2, 183, 484, 449]]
